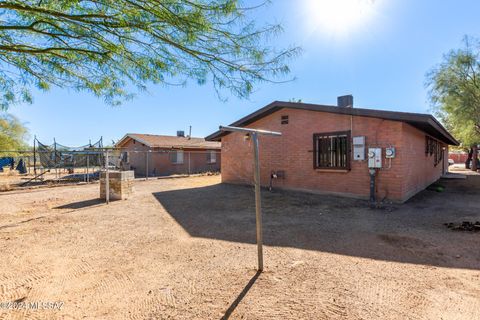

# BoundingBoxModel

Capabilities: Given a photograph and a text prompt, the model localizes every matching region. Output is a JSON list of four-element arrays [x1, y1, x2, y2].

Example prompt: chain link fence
[[0, 149, 220, 191]]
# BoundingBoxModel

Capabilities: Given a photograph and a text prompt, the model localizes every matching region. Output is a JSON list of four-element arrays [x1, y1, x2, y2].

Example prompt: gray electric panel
[[353, 136, 365, 160], [368, 148, 382, 168]]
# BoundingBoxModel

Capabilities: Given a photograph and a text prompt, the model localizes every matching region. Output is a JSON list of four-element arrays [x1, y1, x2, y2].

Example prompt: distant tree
[[0, 0, 299, 109], [0, 113, 29, 153], [426, 36, 480, 171], [288, 98, 303, 103]]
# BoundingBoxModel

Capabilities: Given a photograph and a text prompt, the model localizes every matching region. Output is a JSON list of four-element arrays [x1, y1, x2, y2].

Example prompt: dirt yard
[[0, 171, 479, 319]]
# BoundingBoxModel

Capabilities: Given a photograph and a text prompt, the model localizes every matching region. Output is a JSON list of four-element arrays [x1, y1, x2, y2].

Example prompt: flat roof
[[205, 101, 458, 145]]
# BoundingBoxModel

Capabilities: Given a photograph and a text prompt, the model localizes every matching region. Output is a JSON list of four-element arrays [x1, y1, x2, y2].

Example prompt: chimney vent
[[177, 130, 185, 137], [337, 95, 353, 108]]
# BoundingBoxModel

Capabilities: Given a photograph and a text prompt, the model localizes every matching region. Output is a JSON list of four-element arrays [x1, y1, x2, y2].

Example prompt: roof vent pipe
[[337, 95, 353, 108]]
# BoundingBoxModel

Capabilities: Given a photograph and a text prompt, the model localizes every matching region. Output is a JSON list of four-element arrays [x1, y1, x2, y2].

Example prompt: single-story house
[[115, 132, 221, 177], [206, 96, 458, 202]]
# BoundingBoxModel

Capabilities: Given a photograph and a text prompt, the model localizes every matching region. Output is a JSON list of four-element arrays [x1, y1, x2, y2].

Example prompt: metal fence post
[[105, 149, 110, 204], [33, 136, 37, 176], [188, 151, 191, 175], [146, 151, 149, 180], [86, 153, 90, 183]]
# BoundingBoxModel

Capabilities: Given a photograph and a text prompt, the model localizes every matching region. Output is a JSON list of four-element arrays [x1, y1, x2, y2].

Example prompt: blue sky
[[8, 0, 480, 146]]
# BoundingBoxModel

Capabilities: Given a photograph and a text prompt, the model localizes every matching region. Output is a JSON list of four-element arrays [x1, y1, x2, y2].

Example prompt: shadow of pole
[[221, 270, 262, 320]]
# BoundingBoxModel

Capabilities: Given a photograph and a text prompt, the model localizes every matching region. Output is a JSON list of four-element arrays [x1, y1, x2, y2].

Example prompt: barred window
[[314, 131, 351, 170], [425, 136, 444, 166]]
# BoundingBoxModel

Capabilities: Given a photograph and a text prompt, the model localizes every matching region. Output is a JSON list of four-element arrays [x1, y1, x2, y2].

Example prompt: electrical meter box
[[353, 136, 365, 161], [385, 147, 396, 159], [368, 148, 382, 168]]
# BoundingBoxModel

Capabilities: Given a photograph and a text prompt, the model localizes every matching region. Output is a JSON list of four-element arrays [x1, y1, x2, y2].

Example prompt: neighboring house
[[115, 133, 221, 177], [206, 96, 458, 202], [448, 151, 468, 164]]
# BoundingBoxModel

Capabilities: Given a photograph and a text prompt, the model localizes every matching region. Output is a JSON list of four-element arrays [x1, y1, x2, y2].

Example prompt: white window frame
[[171, 150, 184, 164], [207, 150, 217, 164]]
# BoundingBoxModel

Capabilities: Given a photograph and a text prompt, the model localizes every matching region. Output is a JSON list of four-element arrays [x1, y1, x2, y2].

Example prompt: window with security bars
[[313, 131, 351, 170], [426, 136, 444, 167]]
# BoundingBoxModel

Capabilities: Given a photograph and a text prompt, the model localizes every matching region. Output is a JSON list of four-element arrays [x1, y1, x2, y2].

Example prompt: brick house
[[206, 98, 458, 202], [115, 133, 221, 177]]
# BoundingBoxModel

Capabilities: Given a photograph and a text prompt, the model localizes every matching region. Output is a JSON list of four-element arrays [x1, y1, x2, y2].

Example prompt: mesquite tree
[[0, 113, 29, 152], [0, 0, 298, 109], [427, 36, 480, 171]]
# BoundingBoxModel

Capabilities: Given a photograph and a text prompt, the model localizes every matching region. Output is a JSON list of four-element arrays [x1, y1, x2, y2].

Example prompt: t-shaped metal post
[[219, 126, 281, 271]]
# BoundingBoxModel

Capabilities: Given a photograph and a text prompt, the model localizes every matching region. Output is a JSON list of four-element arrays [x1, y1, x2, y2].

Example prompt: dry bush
[[0, 182, 12, 192]]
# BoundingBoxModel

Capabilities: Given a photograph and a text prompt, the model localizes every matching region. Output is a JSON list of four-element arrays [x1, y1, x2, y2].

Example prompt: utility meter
[[353, 136, 365, 161], [368, 148, 382, 168], [385, 147, 396, 159]]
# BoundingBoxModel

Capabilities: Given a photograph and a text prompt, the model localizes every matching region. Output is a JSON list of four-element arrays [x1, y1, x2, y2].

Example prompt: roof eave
[[204, 101, 459, 146]]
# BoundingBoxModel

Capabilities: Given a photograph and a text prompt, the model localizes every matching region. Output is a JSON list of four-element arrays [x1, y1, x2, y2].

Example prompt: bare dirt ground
[[0, 167, 102, 191], [0, 170, 479, 319]]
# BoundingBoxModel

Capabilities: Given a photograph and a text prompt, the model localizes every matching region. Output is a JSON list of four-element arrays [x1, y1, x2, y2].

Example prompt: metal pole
[[33, 135, 37, 176], [54, 138, 58, 180], [369, 169, 376, 207], [105, 150, 110, 204], [86, 153, 90, 183], [218, 125, 281, 272], [252, 132, 263, 271], [145, 151, 149, 180]]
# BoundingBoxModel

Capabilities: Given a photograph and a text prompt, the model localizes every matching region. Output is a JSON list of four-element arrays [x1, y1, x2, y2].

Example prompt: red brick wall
[[221, 108, 447, 202], [121, 139, 220, 177], [401, 123, 448, 200]]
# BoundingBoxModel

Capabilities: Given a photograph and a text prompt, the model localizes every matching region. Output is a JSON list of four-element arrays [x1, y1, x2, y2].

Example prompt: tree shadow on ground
[[153, 175, 480, 270]]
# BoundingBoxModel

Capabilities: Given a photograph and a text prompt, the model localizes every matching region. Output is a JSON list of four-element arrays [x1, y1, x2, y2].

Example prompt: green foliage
[[288, 98, 302, 103], [426, 36, 480, 148], [0, 113, 29, 153], [0, 0, 299, 109]]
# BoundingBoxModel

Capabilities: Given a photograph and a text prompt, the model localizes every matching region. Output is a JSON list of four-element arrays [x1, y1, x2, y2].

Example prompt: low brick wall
[[100, 170, 134, 200]]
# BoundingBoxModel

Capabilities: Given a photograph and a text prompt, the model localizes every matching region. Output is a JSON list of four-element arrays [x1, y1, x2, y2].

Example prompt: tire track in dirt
[[0, 266, 49, 303], [128, 287, 179, 320], [55, 258, 94, 290], [88, 270, 134, 296]]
